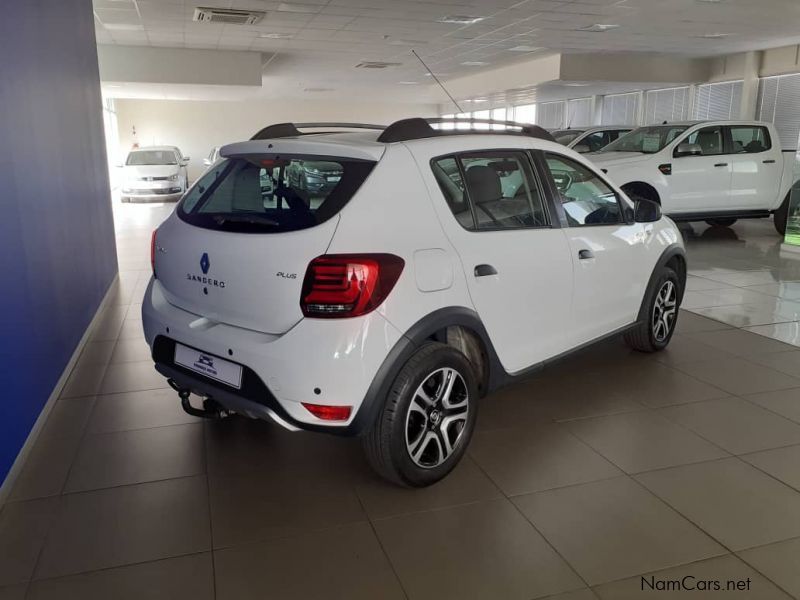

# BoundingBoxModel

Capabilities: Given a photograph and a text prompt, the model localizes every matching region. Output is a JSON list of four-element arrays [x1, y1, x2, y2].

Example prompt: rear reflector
[[301, 254, 404, 318], [150, 229, 158, 278], [301, 403, 352, 421]]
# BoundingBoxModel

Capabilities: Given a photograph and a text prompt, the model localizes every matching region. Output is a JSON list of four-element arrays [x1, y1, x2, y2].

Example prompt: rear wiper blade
[[212, 214, 280, 226]]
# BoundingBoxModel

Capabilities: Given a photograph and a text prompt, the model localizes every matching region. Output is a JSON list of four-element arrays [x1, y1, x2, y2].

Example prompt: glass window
[[126, 150, 178, 165], [683, 125, 725, 156], [601, 125, 688, 154], [544, 153, 621, 226], [581, 131, 608, 152], [729, 126, 771, 153], [513, 104, 536, 124], [553, 130, 584, 146], [431, 152, 549, 230], [179, 155, 375, 233]]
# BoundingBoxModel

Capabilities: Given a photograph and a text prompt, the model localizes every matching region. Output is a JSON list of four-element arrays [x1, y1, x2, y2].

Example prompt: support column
[[740, 50, 760, 120]]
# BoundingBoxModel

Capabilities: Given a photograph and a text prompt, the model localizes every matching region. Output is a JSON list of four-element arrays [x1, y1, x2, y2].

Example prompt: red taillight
[[302, 403, 352, 421], [300, 254, 404, 318], [150, 229, 157, 277]]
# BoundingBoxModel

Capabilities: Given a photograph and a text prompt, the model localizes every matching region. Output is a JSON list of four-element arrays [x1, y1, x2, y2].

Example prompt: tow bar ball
[[168, 379, 230, 419]]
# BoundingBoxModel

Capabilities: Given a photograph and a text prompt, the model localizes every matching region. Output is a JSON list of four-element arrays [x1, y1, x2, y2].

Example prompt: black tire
[[705, 218, 737, 227], [624, 266, 680, 353], [774, 193, 790, 236], [363, 342, 478, 487]]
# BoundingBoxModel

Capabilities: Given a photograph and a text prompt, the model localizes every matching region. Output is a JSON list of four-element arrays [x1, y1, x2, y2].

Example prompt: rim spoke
[[416, 388, 435, 407], [434, 427, 453, 461], [410, 431, 435, 463], [438, 369, 457, 405], [445, 404, 468, 418]]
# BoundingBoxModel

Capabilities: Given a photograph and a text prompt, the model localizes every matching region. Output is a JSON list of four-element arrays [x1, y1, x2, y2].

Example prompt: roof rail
[[250, 122, 386, 140], [376, 117, 554, 143]]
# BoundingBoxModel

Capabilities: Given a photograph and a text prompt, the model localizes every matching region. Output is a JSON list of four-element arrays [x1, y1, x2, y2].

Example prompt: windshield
[[553, 130, 584, 146], [178, 155, 375, 233], [599, 126, 688, 154], [126, 150, 178, 165]]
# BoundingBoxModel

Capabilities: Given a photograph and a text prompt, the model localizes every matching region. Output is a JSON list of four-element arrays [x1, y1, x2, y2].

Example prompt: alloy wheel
[[652, 280, 677, 342], [404, 367, 469, 469]]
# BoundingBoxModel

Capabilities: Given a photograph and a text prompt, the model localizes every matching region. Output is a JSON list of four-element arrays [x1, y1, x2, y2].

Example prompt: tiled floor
[[2, 209, 800, 599]]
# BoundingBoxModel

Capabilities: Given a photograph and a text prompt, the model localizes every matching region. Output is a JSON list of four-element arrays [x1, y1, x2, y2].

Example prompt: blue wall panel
[[0, 0, 117, 482]]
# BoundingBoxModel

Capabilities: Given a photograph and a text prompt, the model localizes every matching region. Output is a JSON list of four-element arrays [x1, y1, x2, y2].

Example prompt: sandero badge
[[187, 251, 226, 288]]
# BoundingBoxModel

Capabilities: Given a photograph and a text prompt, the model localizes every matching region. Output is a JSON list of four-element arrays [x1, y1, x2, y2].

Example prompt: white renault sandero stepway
[[142, 118, 686, 487]]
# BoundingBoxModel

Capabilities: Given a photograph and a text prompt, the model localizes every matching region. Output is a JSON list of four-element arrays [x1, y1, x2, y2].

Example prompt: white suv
[[142, 119, 686, 486], [588, 121, 797, 235]]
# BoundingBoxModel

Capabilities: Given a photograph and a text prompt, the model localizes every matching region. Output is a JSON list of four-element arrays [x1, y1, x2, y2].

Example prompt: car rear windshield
[[599, 126, 688, 154], [127, 150, 177, 165], [177, 155, 376, 233]]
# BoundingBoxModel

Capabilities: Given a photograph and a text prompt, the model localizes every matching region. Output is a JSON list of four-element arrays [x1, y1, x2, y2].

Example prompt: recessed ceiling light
[[578, 23, 620, 32], [696, 0, 723, 3], [388, 38, 428, 46], [564, 82, 590, 86], [508, 45, 541, 52], [698, 32, 730, 38], [461, 61, 489, 66], [106, 84, 122, 88], [259, 32, 293, 39], [472, 98, 488, 103], [354, 61, 403, 69], [397, 81, 419, 85], [277, 3, 319, 13], [103, 23, 144, 31], [438, 15, 485, 25]]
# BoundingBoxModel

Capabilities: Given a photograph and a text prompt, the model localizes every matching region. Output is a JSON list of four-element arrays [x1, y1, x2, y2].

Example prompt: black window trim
[[429, 149, 558, 233], [534, 150, 634, 228]]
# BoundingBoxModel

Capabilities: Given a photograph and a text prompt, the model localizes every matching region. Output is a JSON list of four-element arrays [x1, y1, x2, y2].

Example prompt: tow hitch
[[168, 379, 231, 419]]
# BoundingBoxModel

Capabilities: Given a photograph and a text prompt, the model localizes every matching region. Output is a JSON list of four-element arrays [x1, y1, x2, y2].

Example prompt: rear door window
[[178, 156, 375, 233], [729, 126, 771, 153]]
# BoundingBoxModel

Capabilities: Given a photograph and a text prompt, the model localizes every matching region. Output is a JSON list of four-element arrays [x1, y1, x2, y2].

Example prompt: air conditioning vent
[[193, 7, 266, 25], [355, 61, 402, 69]]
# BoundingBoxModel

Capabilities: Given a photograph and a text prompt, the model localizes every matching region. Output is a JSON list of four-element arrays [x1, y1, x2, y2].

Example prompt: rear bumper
[[141, 278, 404, 434]]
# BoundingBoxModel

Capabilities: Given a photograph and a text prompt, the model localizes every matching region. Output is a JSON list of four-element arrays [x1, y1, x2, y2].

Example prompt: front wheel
[[363, 342, 478, 487], [624, 267, 680, 352], [774, 193, 790, 236], [705, 218, 737, 227]]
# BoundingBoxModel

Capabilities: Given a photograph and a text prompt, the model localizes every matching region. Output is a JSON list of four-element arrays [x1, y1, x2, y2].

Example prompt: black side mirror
[[634, 198, 661, 223]]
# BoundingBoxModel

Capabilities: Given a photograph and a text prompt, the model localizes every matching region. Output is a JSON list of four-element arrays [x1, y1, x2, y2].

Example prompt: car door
[[668, 125, 732, 214], [539, 151, 651, 342], [430, 151, 574, 373], [728, 125, 780, 210]]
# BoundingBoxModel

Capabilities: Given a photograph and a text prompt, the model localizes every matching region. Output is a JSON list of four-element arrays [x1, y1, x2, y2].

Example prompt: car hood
[[124, 165, 179, 178], [588, 152, 654, 167]]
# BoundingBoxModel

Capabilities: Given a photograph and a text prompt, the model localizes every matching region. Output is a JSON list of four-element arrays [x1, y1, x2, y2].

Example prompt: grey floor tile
[[703, 270, 794, 287], [740, 444, 800, 492], [658, 397, 800, 455], [98, 361, 169, 395], [60, 361, 106, 399], [75, 342, 115, 367], [542, 589, 599, 600], [215, 522, 405, 600], [0, 498, 59, 586], [10, 397, 96, 501], [674, 311, 734, 334], [684, 276, 735, 292], [745, 388, 800, 424], [744, 322, 800, 348], [675, 357, 800, 395], [746, 282, 800, 300], [652, 334, 735, 367], [566, 411, 728, 473], [738, 537, 800, 599], [109, 338, 152, 364], [469, 423, 622, 496], [117, 319, 145, 341], [35, 476, 211, 579], [64, 423, 205, 493], [88, 388, 200, 433], [685, 329, 795, 357], [749, 351, 800, 378], [375, 498, 583, 600], [209, 470, 366, 549], [513, 477, 724, 585], [635, 458, 800, 550], [356, 456, 502, 520], [26, 553, 214, 600], [692, 303, 800, 328], [593, 554, 791, 599], [0, 585, 26, 600], [89, 310, 126, 342], [476, 381, 554, 432], [613, 363, 729, 408]]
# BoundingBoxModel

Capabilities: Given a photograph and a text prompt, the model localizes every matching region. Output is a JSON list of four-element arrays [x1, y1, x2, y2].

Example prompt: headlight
[[168, 173, 180, 181]]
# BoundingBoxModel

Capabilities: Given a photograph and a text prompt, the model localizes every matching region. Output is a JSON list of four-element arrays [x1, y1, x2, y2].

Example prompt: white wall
[[115, 98, 438, 180]]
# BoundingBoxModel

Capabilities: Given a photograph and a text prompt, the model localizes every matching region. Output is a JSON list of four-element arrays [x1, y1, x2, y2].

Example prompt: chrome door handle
[[578, 249, 595, 260], [713, 163, 729, 167], [474, 264, 498, 277]]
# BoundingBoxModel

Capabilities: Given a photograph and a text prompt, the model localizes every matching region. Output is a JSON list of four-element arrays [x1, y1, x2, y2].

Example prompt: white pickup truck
[[588, 121, 797, 235]]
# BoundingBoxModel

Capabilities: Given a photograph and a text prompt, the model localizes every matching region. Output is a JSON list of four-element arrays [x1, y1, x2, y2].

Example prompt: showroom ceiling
[[94, 0, 799, 101]]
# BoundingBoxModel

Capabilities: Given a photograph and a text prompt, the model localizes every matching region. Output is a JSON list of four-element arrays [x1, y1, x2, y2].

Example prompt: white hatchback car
[[143, 119, 686, 486], [121, 146, 190, 203]]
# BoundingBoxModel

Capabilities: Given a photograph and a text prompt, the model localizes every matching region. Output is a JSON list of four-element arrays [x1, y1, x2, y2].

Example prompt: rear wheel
[[774, 193, 790, 236], [705, 218, 737, 227], [624, 266, 680, 352], [363, 342, 478, 487]]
